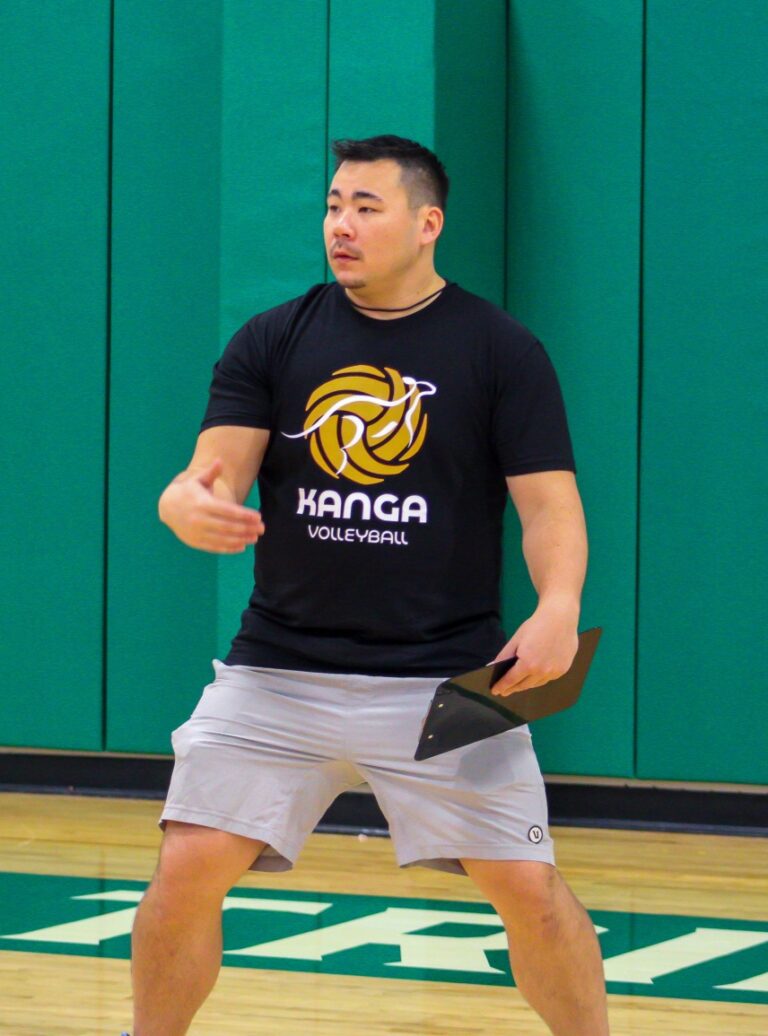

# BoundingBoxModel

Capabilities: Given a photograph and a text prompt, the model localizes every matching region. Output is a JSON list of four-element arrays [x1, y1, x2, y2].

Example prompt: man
[[129, 135, 610, 1035]]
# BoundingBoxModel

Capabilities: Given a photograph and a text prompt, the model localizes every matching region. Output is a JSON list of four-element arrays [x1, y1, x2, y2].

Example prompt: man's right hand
[[158, 457, 265, 553]]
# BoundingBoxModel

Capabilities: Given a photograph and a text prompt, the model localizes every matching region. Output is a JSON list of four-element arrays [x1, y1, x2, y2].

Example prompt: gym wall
[[1, 1, 765, 784]]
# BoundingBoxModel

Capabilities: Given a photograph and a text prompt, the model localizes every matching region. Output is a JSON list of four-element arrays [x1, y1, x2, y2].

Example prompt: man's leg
[[131, 820, 266, 1036], [461, 858, 609, 1036]]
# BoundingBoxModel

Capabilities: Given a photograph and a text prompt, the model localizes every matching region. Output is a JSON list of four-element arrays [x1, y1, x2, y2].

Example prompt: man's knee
[[151, 821, 266, 901], [462, 858, 566, 927]]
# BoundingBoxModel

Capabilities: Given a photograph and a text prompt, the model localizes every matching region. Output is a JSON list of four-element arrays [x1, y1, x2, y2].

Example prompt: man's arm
[[491, 469, 587, 696], [158, 426, 270, 553]]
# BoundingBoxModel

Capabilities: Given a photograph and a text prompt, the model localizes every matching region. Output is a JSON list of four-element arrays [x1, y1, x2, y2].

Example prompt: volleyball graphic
[[283, 364, 436, 485]]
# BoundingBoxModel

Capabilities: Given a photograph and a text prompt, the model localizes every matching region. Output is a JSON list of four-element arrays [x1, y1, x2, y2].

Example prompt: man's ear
[[420, 205, 444, 244]]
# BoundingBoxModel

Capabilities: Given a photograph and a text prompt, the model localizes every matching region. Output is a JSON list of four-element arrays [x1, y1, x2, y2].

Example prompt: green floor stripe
[[1, 873, 766, 1004]]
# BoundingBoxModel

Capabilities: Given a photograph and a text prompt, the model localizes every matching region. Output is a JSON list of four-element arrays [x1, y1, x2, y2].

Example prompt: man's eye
[[327, 205, 339, 213], [359, 207, 375, 213]]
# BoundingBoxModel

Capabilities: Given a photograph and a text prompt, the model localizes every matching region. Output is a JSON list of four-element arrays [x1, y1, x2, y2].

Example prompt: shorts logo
[[283, 365, 436, 485], [528, 825, 544, 844]]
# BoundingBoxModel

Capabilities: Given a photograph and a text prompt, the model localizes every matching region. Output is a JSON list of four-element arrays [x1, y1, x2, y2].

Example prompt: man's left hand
[[490, 598, 579, 696]]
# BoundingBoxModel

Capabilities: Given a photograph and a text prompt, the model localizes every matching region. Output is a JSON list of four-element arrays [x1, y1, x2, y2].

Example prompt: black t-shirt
[[201, 282, 575, 676]]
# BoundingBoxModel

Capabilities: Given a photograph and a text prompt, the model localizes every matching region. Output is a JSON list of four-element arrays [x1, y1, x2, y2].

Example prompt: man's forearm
[[520, 504, 588, 613]]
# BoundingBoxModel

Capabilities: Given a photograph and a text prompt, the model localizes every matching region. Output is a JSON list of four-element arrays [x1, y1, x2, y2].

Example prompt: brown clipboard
[[414, 627, 602, 761]]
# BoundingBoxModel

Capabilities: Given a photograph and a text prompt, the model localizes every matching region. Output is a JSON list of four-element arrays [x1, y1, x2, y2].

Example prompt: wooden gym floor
[[0, 791, 766, 1035]]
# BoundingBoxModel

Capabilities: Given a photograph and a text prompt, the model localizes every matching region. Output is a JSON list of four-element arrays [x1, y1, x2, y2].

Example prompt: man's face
[[324, 159, 426, 291]]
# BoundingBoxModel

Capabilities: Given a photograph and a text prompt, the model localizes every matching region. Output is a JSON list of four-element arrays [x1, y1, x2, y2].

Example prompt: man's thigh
[[348, 674, 555, 875], [160, 661, 363, 871]]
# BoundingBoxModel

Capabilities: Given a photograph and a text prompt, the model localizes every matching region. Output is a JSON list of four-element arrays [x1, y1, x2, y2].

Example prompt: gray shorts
[[161, 659, 555, 876]]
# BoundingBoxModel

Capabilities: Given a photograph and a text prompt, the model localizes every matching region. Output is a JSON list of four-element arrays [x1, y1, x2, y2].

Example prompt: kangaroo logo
[[283, 365, 436, 485]]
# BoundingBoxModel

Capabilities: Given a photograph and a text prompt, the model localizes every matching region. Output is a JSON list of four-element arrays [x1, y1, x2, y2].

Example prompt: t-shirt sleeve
[[200, 319, 272, 431], [493, 337, 576, 476]]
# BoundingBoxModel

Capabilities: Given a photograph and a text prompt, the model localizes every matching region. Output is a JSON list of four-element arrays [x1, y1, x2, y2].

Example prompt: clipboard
[[414, 627, 602, 761]]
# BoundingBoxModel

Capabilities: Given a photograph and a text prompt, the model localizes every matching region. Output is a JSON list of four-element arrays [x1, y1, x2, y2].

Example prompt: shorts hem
[[398, 842, 556, 875], [159, 805, 301, 871]]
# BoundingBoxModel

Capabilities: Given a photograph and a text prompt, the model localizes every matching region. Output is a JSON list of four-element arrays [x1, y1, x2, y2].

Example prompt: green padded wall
[[0, 3, 110, 749], [637, 2, 768, 783], [329, 0, 437, 154], [503, 1, 643, 775], [5, 2, 765, 785], [215, 0, 329, 658], [434, 0, 507, 306], [106, 1, 223, 751]]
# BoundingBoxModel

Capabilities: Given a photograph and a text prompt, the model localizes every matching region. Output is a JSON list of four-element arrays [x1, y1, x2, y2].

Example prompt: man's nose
[[332, 213, 354, 237]]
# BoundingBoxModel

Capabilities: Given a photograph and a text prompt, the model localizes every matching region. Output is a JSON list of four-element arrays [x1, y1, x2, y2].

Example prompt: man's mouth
[[332, 250, 359, 261]]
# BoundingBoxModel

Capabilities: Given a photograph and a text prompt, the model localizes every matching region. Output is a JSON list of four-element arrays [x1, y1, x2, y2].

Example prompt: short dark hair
[[331, 135, 449, 212]]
